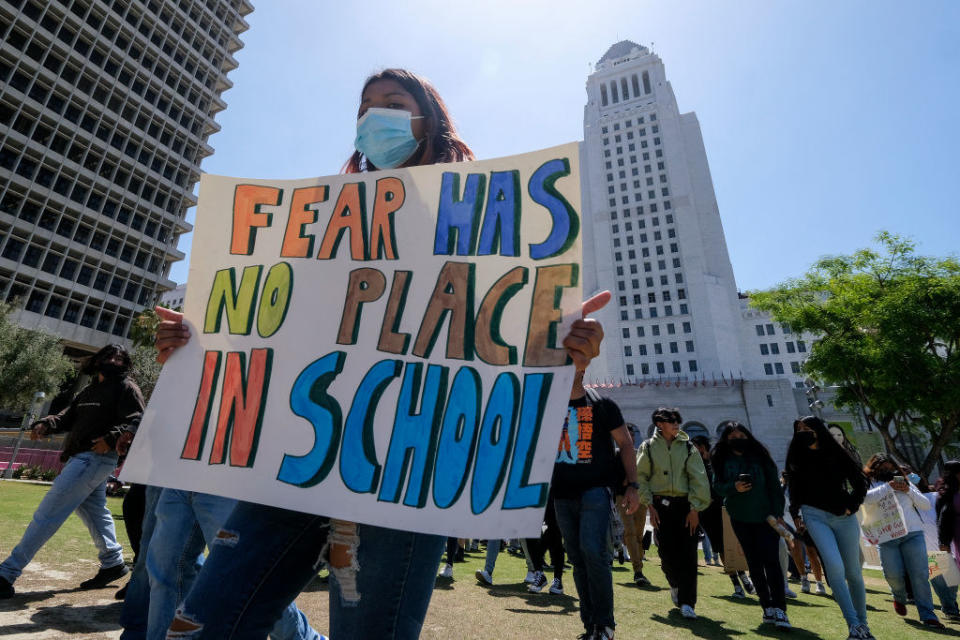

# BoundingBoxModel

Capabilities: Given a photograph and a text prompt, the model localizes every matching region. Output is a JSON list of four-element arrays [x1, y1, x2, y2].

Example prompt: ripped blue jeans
[[169, 501, 444, 640]]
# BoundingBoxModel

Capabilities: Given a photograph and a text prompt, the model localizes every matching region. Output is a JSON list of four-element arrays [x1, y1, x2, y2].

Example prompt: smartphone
[[737, 473, 753, 484]]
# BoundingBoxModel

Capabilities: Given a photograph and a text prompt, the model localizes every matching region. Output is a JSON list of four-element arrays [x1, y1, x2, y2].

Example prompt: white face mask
[[829, 428, 844, 446]]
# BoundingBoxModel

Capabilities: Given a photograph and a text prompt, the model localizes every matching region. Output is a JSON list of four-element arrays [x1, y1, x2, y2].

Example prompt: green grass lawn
[[2, 482, 959, 639]]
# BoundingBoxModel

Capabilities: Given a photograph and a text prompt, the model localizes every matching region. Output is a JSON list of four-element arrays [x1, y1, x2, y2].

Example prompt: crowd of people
[[1, 68, 959, 640]]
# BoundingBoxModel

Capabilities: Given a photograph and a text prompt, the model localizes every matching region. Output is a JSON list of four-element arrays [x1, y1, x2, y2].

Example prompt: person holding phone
[[862, 454, 945, 629], [712, 421, 791, 630]]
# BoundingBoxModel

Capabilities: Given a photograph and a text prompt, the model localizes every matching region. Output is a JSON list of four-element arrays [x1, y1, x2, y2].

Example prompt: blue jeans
[[171, 501, 443, 639], [555, 486, 614, 631], [701, 533, 714, 561], [483, 540, 501, 575], [141, 492, 318, 640], [0, 451, 123, 583], [121, 485, 165, 639], [801, 505, 867, 627], [879, 531, 937, 621], [932, 575, 959, 616]]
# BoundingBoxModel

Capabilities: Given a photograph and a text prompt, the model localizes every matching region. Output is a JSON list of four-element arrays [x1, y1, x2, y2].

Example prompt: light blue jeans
[[120, 485, 167, 640], [701, 533, 715, 562], [144, 490, 318, 640], [879, 530, 937, 621], [801, 505, 867, 628], [932, 574, 959, 616], [483, 540, 501, 575], [0, 451, 123, 583]]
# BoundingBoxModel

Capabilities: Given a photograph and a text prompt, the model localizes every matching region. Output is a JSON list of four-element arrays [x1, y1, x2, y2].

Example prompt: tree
[[0, 300, 75, 412], [750, 233, 960, 476], [129, 307, 164, 403]]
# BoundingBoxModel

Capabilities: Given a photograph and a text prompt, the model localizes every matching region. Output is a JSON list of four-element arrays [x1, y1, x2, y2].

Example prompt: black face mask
[[99, 362, 126, 377], [874, 469, 895, 482], [729, 439, 748, 453], [795, 431, 816, 448]]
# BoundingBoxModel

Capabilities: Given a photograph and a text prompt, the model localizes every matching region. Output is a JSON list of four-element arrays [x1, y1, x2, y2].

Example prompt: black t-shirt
[[550, 392, 624, 499]]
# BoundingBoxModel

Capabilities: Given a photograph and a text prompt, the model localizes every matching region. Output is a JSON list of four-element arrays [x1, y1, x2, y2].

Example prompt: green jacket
[[636, 429, 712, 512]]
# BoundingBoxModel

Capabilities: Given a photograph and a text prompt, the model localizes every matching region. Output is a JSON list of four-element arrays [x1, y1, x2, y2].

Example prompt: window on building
[[790, 361, 801, 374], [760, 344, 769, 355], [786, 341, 795, 353], [770, 343, 780, 355], [774, 362, 784, 375], [626, 364, 634, 376], [755, 324, 764, 337], [764, 363, 773, 375], [797, 340, 807, 352], [656, 362, 665, 374], [765, 323, 775, 335]]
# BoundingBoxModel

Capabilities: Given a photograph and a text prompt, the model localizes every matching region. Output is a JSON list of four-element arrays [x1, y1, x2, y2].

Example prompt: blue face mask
[[354, 108, 424, 169], [907, 472, 921, 485]]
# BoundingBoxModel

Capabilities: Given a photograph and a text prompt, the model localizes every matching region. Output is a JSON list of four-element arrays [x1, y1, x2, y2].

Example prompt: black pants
[[654, 496, 699, 607], [121, 483, 146, 564], [731, 519, 786, 610], [526, 494, 566, 579]]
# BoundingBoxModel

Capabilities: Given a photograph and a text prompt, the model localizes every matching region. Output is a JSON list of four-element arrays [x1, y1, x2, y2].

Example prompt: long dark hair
[[712, 421, 774, 471], [81, 344, 131, 376], [938, 460, 960, 512], [862, 452, 908, 481], [786, 415, 860, 475], [344, 68, 474, 173]]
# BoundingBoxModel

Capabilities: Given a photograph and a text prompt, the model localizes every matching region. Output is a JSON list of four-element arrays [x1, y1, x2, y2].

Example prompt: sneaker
[[893, 600, 906, 615], [524, 570, 536, 584], [774, 609, 792, 630], [527, 571, 548, 593], [439, 564, 453, 579], [848, 624, 875, 640], [816, 581, 827, 595], [923, 619, 946, 629], [670, 587, 679, 606], [114, 583, 128, 600], [634, 570, 651, 587], [617, 546, 626, 565], [783, 584, 798, 599], [549, 577, 564, 594], [741, 575, 756, 595], [801, 576, 811, 594], [576, 630, 595, 640], [733, 585, 746, 599], [680, 604, 697, 619], [0, 576, 14, 599], [762, 607, 777, 624], [80, 564, 129, 589], [596, 626, 615, 640], [474, 568, 493, 586]]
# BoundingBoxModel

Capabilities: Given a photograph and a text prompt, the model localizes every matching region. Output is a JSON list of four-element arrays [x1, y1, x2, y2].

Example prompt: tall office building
[[0, 0, 251, 356], [582, 41, 748, 382]]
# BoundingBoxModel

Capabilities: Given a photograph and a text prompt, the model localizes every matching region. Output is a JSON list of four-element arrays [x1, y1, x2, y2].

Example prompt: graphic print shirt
[[550, 393, 624, 499]]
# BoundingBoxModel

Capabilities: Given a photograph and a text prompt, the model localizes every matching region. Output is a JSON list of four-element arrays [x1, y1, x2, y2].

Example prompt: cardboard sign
[[121, 144, 583, 538], [929, 551, 960, 587], [721, 507, 749, 573], [860, 488, 908, 545]]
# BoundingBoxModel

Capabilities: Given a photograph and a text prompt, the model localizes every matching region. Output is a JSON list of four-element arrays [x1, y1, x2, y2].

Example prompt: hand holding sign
[[563, 290, 610, 372], [155, 306, 190, 364]]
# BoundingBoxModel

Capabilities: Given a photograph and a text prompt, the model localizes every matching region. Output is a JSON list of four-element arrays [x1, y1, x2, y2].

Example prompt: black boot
[[80, 564, 129, 589]]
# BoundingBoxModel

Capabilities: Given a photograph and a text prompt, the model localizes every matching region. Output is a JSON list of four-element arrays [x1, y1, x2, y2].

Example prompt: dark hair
[[651, 406, 681, 425], [712, 421, 774, 471], [344, 68, 474, 173], [939, 460, 960, 512], [786, 415, 856, 472], [82, 344, 131, 376], [691, 435, 711, 450], [862, 453, 907, 480]]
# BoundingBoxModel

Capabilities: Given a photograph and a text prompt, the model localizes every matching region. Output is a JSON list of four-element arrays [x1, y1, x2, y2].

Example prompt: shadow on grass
[[904, 619, 960, 636], [0, 601, 122, 637], [651, 610, 746, 639], [477, 582, 580, 616]]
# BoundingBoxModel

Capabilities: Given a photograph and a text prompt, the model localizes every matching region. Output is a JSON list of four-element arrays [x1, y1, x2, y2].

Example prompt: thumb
[[581, 290, 611, 318], [155, 306, 183, 322]]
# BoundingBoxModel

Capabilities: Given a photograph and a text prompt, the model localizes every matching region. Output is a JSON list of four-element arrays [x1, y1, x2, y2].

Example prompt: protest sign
[[121, 143, 583, 538], [929, 551, 960, 588], [859, 487, 908, 545]]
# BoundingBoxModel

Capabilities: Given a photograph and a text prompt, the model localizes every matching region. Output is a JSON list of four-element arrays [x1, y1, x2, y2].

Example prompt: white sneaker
[[527, 571, 548, 593], [762, 607, 777, 624], [439, 564, 453, 578], [801, 576, 811, 593], [670, 587, 679, 606], [816, 581, 827, 595], [474, 568, 493, 586], [549, 577, 564, 594], [774, 608, 791, 630], [523, 570, 536, 584], [596, 626, 615, 640], [680, 604, 697, 619], [733, 585, 746, 599], [741, 575, 756, 594], [856, 624, 876, 640], [783, 583, 798, 599]]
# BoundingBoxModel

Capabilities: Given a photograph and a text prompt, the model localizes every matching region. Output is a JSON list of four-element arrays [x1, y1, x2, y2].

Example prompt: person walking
[[712, 422, 792, 630], [0, 345, 143, 598], [787, 416, 872, 640], [636, 407, 711, 619]]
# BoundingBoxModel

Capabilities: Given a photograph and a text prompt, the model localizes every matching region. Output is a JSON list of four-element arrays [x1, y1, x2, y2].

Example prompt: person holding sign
[[862, 454, 945, 629], [712, 422, 792, 630], [0, 345, 143, 600], [786, 416, 871, 640], [154, 68, 607, 640]]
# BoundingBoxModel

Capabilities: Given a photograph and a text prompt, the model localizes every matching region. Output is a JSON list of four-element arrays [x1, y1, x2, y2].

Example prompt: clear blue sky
[[170, 0, 960, 291]]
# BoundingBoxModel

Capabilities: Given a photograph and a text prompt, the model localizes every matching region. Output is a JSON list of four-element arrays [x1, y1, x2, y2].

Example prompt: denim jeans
[[555, 486, 614, 631], [801, 505, 867, 628], [932, 575, 959, 616], [0, 451, 123, 583], [483, 540, 501, 575], [171, 501, 443, 640], [879, 530, 937, 621], [121, 485, 164, 640]]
